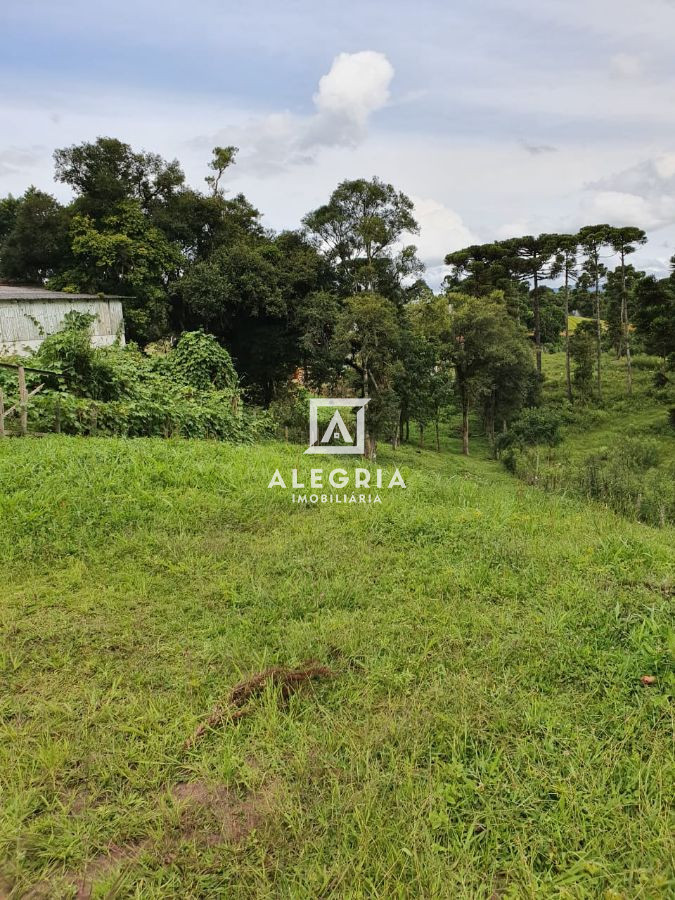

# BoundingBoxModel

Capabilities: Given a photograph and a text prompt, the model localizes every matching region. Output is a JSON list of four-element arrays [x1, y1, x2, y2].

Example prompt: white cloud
[[654, 154, 675, 179], [193, 51, 395, 177], [586, 154, 675, 229], [581, 190, 655, 226], [309, 51, 393, 146], [495, 221, 532, 239], [409, 195, 476, 265]]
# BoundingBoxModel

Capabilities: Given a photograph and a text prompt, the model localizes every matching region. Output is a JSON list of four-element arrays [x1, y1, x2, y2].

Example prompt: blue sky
[[2, 0, 675, 283]]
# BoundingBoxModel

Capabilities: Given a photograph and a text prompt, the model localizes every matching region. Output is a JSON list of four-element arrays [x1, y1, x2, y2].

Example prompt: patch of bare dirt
[[73, 842, 146, 900], [171, 778, 277, 846], [185, 662, 334, 749], [22, 842, 147, 900], [65, 786, 93, 817]]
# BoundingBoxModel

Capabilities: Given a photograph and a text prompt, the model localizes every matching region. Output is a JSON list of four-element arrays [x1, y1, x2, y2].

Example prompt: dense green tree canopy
[[303, 177, 421, 300], [0, 133, 672, 446], [0, 187, 69, 283]]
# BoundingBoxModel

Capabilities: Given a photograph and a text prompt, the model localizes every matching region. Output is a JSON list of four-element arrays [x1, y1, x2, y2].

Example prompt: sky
[[1, 0, 675, 286]]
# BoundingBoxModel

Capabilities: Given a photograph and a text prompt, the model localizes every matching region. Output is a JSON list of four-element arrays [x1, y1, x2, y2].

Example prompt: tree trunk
[[533, 271, 542, 373], [419, 424, 424, 448], [488, 390, 496, 449], [564, 269, 572, 403], [435, 419, 440, 452], [594, 277, 602, 401], [405, 419, 409, 442], [461, 396, 469, 456], [620, 248, 632, 396]]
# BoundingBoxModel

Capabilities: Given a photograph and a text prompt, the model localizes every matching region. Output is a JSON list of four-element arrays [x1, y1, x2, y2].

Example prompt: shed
[[0, 284, 125, 356]]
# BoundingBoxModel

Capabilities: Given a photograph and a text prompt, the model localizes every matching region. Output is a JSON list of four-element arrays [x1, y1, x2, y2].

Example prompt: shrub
[[23, 318, 271, 442], [167, 330, 238, 392], [495, 407, 562, 454], [35, 311, 121, 400]]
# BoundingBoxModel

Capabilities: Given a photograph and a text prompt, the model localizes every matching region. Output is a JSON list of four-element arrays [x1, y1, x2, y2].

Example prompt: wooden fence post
[[0, 388, 4, 438], [17, 365, 27, 436]]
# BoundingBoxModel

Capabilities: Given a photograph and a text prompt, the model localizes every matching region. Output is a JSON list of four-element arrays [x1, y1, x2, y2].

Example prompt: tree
[[205, 146, 238, 196], [570, 271, 595, 317], [152, 188, 261, 262], [336, 292, 400, 398], [174, 229, 327, 400], [50, 199, 180, 343], [479, 333, 538, 450], [444, 242, 527, 319], [54, 137, 184, 221], [0, 195, 21, 243], [633, 272, 675, 359], [335, 292, 401, 456], [406, 292, 453, 448], [0, 187, 69, 283], [498, 234, 561, 373], [578, 224, 610, 400], [303, 177, 420, 300], [524, 285, 565, 346], [555, 234, 579, 402], [569, 321, 596, 400], [607, 226, 647, 394], [603, 265, 645, 360], [449, 293, 535, 455], [296, 290, 345, 391], [168, 330, 238, 391]]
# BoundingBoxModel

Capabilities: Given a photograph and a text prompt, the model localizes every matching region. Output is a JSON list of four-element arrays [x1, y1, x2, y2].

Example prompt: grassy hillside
[[503, 351, 675, 526], [0, 436, 673, 897]]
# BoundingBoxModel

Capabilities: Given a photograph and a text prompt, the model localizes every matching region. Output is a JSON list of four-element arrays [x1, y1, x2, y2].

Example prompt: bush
[[495, 407, 562, 455], [20, 317, 272, 442], [652, 370, 669, 389], [36, 312, 122, 400], [166, 330, 238, 392]]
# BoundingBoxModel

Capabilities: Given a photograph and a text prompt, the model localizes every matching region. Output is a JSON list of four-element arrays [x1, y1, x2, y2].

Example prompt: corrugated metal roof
[[0, 284, 123, 300]]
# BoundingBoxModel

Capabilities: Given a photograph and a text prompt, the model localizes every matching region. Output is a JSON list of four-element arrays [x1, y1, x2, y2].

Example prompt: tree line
[[0, 137, 673, 455]]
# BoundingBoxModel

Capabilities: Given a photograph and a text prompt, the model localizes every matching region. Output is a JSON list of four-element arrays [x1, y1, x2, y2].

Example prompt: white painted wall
[[0, 299, 125, 356]]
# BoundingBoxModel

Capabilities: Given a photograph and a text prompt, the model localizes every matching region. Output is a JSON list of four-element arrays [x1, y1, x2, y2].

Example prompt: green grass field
[[1, 431, 673, 897], [496, 351, 675, 527]]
